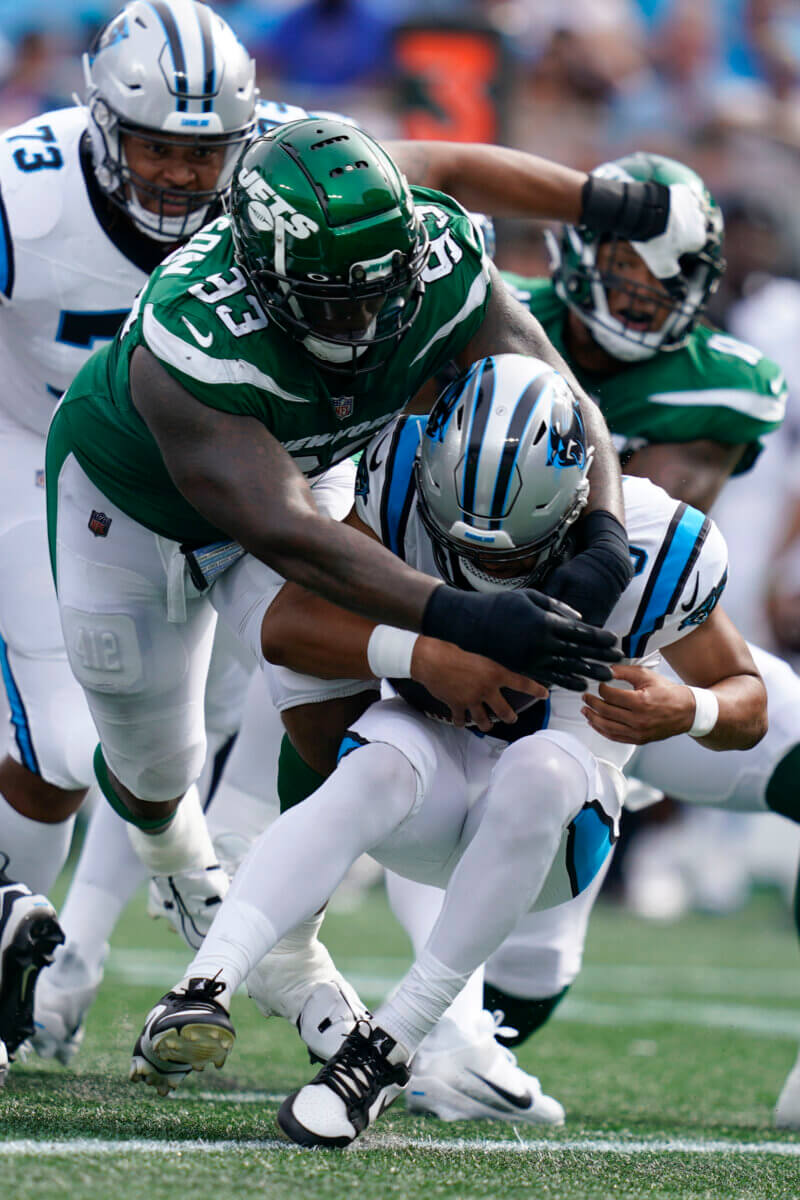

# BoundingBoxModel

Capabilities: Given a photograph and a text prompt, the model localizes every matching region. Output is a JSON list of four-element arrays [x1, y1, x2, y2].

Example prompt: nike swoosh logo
[[181, 316, 214, 348], [680, 573, 700, 612], [466, 1068, 532, 1110]]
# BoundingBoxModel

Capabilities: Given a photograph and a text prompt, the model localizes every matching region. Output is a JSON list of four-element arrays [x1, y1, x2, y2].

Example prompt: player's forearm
[[245, 508, 438, 631], [262, 585, 379, 677], [578, 396, 625, 524], [691, 674, 767, 751], [389, 141, 586, 222]]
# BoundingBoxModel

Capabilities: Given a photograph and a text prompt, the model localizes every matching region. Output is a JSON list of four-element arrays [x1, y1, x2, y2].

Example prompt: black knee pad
[[766, 744, 800, 823], [482, 981, 570, 1047]]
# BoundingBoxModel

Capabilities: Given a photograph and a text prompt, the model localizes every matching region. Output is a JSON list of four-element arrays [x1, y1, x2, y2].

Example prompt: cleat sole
[[152, 1024, 234, 1071]]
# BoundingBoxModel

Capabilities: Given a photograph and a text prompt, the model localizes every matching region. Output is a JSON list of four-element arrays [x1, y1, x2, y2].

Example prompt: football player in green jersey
[[409, 152, 800, 1129], [47, 115, 672, 985]]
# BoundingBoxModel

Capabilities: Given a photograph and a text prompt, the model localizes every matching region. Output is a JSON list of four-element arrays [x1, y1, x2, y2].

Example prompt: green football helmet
[[549, 152, 725, 362], [228, 118, 430, 374]]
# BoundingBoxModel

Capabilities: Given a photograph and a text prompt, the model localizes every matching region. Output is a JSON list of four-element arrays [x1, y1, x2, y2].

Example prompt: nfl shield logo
[[88, 510, 112, 537], [330, 394, 354, 421]]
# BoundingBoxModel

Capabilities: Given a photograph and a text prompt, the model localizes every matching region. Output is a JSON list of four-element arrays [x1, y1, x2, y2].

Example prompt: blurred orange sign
[[394, 23, 510, 144]]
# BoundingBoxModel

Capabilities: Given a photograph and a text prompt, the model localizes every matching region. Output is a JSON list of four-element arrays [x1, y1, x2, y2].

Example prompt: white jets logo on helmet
[[238, 167, 320, 240]]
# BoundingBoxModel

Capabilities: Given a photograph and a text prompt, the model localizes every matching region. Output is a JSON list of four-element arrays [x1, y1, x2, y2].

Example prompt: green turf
[[2, 880, 800, 1199]]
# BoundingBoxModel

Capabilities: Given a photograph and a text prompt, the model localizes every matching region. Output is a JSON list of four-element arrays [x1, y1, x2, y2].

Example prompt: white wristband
[[367, 625, 419, 680], [687, 686, 719, 738]]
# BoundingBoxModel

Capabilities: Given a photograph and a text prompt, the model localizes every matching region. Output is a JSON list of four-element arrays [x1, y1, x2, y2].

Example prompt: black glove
[[422, 585, 621, 693], [545, 510, 633, 627]]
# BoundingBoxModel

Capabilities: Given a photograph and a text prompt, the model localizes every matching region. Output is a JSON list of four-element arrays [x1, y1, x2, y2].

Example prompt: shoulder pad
[[0, 107, 86, 241], [617, 476, 727, 659]]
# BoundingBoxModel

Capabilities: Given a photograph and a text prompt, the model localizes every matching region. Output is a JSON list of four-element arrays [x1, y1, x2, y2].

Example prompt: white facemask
[[124, 189, 211, 243]]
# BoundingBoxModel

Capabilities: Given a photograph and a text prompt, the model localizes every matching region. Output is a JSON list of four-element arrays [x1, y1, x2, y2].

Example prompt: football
[[388, 677, 542, 729]]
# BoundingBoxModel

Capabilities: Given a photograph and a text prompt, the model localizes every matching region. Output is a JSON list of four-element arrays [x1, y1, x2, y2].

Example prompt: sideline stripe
[[1, 1135, 800, 1157]]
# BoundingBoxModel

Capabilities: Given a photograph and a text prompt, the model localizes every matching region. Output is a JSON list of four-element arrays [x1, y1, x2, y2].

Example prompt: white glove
[[632, 182, 707, 282]]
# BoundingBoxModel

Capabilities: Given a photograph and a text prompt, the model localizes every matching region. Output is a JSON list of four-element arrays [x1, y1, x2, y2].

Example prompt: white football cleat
[[278, 1019, 410, 1148], [247, 936, 369, 1061], [130, 976, 235, 1096], [31, 943, 107, 1066], [775, 1045, 800, 1128], [149, 864, 229, 950], [406, 1011, 565, 1126], [0, 879, 64, 1056]]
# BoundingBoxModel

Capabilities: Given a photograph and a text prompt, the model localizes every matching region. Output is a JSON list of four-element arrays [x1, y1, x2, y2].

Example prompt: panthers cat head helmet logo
[[549, 152, 724, 362], [416, 354, 593, 593], [228, 118, 430, 375], [84, 0, 257, 241]]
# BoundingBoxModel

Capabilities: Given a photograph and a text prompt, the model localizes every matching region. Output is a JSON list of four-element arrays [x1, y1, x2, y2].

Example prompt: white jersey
[[0, 106, 149, 437], [0, 99, 337, 439], [356, 414, 729, 770]]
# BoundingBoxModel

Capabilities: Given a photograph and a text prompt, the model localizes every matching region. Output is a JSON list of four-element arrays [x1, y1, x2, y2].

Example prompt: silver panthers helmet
[[84, 0, 257, 241], [416, 354, 593, 593]]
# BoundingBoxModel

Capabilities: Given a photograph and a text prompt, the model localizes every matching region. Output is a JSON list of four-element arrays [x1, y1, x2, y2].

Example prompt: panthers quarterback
[[127, 353, 765, 1145], [374, 153, 800, 1129]]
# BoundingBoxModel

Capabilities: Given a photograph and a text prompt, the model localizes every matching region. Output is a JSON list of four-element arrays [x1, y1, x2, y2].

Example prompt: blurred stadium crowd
[[3, 0, 800, 917]]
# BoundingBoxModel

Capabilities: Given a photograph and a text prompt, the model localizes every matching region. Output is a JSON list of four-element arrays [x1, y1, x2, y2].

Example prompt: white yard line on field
[[1, 1134, 800, 1157]]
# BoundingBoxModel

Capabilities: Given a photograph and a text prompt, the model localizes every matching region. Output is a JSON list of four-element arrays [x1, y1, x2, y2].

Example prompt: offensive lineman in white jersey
[[128, 355, 765, 1142], [5, 0, 386, 1075], [0, 0, 269, 1067]]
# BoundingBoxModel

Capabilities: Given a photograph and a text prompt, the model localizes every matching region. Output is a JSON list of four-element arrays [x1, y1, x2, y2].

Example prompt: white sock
[[207, 781, 278, 874], [186, 744, 415, 993], [127, 785, 216, 876], [0, 791, 75, 894], [375, 947, 472, 1056], [57, 794, 145, 967], [386, 872, 484, 1039], [385, 872, 444, 953], [185, 898, 279, 995]]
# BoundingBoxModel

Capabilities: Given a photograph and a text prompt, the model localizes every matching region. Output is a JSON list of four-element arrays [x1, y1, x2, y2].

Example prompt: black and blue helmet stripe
[[459, 356, 495, 516], [146, 0, 189, 111], [488, 373, 551, 521]]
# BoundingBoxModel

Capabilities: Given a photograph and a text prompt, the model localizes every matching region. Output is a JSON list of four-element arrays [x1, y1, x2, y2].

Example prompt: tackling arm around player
[[132, 355, 764, 1138]]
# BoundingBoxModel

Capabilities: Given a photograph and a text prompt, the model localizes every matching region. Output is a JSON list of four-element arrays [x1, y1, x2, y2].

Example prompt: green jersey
[[47, 188, 490, 545], [503, 275, 787, 475]]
